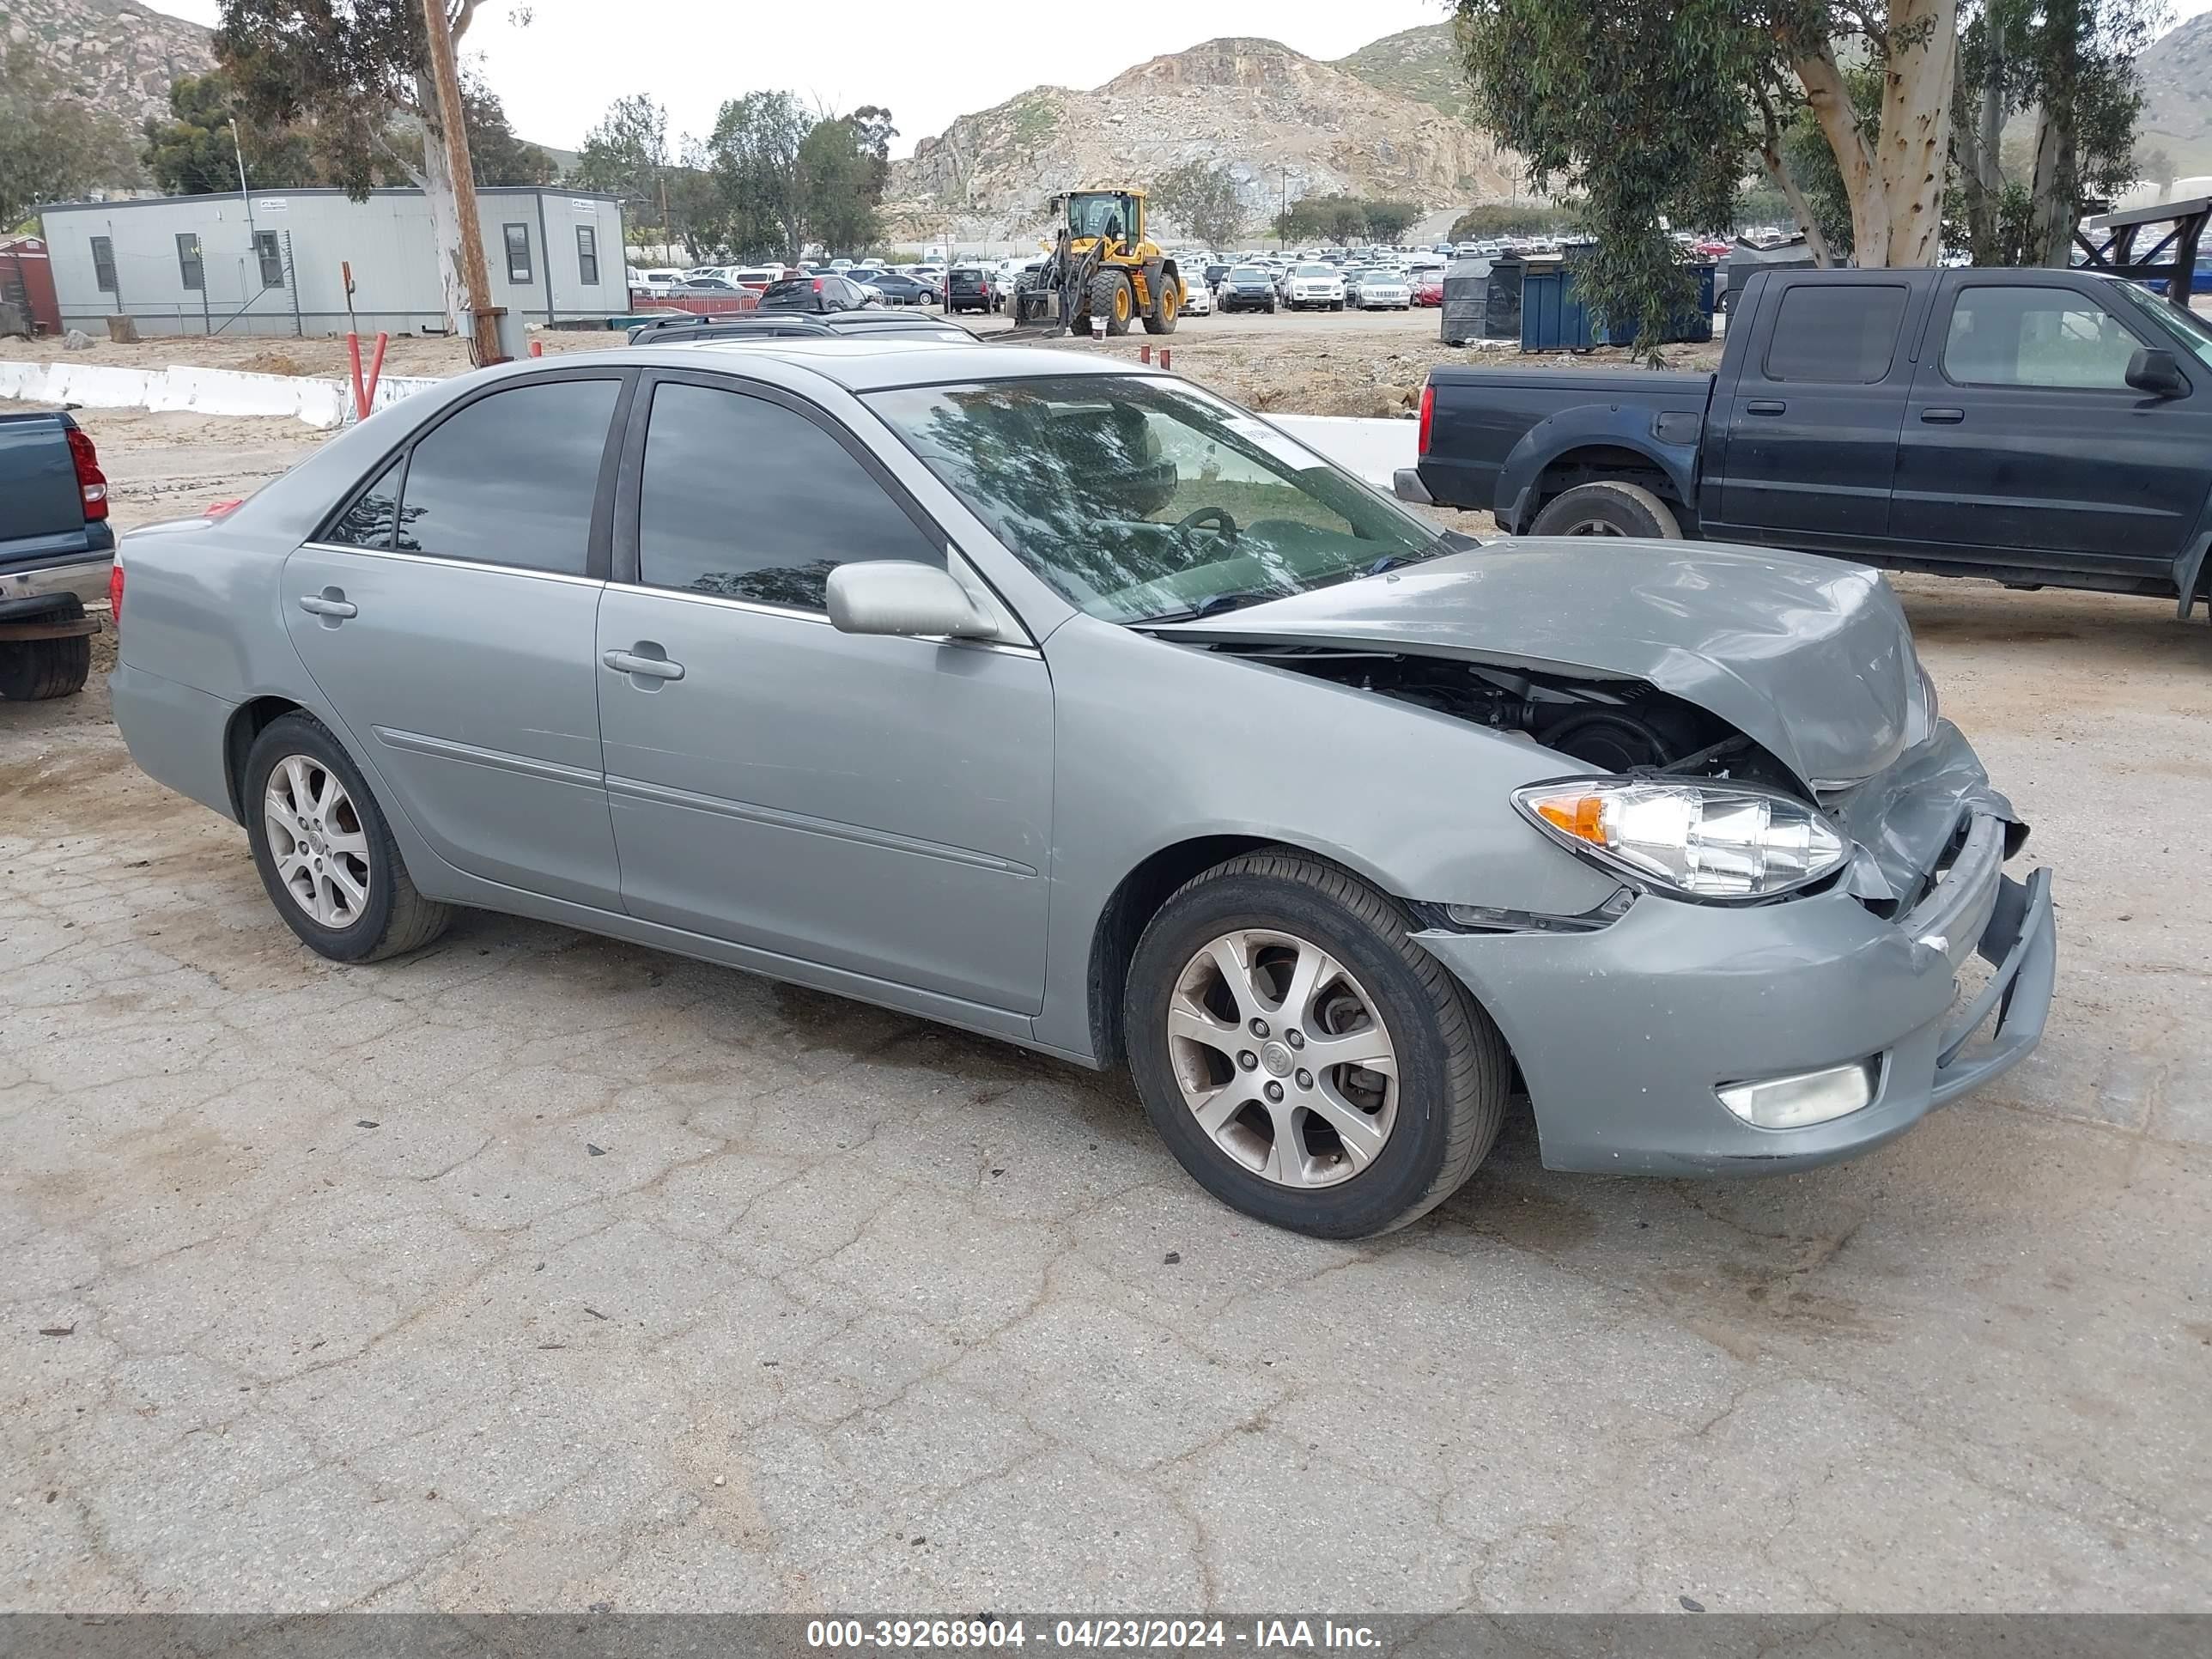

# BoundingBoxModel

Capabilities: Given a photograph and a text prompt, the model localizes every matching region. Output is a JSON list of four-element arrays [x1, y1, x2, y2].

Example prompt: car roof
[[624, 337, 1148, 392]]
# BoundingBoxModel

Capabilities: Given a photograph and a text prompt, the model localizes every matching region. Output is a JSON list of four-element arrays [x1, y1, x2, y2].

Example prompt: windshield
[[865, 375, 1451, 623], [1230, 267, 1269, 281], [1295, 264, 1334, 277], [2108, 277, 2212, 372]]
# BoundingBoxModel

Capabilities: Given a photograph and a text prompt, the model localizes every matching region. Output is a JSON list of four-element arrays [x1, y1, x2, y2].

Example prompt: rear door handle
[[1920, 407, 1966, 424], [603, 647, 684, 682], [1745, 399, 1787, 416], [297, 592, 356, 619]]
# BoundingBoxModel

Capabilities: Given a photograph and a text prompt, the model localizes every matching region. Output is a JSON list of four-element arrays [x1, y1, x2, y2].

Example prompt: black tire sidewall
[[1530, 484, 1671, 538], [242, 715, 400, 962], [1125, 871, 1459, 1238]]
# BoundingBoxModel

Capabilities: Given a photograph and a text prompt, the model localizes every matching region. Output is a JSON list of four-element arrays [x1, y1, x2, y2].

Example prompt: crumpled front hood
[[1153, 538, 1918, 787]]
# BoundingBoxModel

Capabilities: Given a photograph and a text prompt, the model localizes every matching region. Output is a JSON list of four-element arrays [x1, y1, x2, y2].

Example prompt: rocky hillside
[[3, 0, 216, 129], [2136, 13, 2212, 177], [885, 35, 1522, 246], [1331, 22, 1468, 119]]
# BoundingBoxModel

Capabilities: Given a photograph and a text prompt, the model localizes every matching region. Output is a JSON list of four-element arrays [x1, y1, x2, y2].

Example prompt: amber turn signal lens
[[1534, 795, 1606, 844]]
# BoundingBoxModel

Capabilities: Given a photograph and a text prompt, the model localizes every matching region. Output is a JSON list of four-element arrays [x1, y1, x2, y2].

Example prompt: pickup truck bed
[[1405, 266, 2212, 612], [1, 410, 112, 700]]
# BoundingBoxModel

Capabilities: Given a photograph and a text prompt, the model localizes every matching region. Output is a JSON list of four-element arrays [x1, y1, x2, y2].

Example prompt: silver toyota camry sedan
[[109, 339, 2055, 1238]]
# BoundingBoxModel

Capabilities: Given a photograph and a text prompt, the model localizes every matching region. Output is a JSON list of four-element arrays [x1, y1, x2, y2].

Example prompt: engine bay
[[1212, 644, 1801, 789]]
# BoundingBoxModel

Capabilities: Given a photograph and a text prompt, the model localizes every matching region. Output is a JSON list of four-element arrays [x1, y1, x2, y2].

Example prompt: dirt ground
[[4, 301, 1715, 422], [3, 354, 2209, 1614]]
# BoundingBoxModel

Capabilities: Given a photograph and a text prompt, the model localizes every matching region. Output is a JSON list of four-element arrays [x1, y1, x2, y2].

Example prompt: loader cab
[[1069, 191, 1144, 251]]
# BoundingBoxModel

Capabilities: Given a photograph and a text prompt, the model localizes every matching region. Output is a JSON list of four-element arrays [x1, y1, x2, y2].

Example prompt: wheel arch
[[223, 694, 310, 822], [1083, 830, 1438, 1071], [1496, 413, 1698, 533]]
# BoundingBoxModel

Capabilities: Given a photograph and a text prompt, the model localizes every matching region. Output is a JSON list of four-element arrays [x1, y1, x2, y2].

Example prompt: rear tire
[[1124, 850, 1510, 1238], [242, 712, 452, 963], [1528, 479, 1683, 539], [0, 599, 93, 701]]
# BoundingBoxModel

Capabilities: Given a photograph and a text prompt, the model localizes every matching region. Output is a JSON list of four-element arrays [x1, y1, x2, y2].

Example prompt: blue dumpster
[[1518, 261, 1592, 350], [1522, 261, 1717, 350]]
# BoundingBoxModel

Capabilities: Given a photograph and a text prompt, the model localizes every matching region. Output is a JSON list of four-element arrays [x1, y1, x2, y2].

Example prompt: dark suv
[[945, 267, 993, 314], [758, 275, 873, 313]]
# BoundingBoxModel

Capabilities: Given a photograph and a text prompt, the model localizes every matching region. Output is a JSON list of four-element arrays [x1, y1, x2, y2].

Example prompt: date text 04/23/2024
[[805, 1620, 1383, 1650]]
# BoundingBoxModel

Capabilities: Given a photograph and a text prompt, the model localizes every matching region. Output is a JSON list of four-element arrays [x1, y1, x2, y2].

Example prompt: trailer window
[[254, 231, 283, 289], [91, 236, 116, 294], [575, 224, 599, 286], [504, 223, 532, 283], [176, 234, 204, 291]]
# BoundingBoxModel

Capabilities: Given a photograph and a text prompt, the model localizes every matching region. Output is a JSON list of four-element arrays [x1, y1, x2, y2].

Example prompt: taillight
[[1417, 381, 1435, 457], [66, 426, 107, 520], [107, 559, 124, 633]]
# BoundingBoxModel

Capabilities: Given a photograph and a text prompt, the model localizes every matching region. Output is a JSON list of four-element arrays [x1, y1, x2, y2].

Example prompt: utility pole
[[420, 0, 506, 363]]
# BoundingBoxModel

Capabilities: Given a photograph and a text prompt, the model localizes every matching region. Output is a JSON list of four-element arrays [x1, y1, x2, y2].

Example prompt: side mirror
[[2126, 345, 2188, 398], [826, 562, 998, 640]]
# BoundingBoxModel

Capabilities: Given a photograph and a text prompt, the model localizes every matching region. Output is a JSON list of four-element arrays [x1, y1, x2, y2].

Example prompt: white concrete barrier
[[1274, 414, 1418, 490]]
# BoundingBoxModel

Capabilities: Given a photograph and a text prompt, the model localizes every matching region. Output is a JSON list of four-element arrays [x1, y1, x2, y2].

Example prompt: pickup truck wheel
[[243, 712, 452, 963], [1124, 851, 1510, 1239], [0, 599, 93, 701], [1528, 480, 1682, 539]]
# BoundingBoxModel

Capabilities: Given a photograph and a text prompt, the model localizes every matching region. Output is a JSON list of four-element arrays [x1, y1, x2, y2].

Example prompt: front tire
[[1091, 271, 1134, 336], [243, 712, 452, 963], [1124, 851, 1510, 1238], [1528, 479, 1683, 539]]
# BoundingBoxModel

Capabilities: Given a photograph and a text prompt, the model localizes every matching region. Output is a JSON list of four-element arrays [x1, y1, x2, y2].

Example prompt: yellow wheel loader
[[1007, 189, 1183, 338]]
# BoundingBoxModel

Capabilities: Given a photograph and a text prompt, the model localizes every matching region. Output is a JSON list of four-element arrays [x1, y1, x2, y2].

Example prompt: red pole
[[362, 327, 389, 413], [346, 331, 367, 422], [529, 339, 544, 357], [1161, 347, 1172, 371], [1139, 344, 1152, 365]]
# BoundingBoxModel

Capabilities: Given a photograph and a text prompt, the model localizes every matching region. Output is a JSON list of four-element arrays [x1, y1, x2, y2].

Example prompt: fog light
[[1717, 1060, 1878, 1129]]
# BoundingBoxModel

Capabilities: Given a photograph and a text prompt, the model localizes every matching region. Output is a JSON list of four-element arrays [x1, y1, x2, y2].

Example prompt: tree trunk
[[2027, 0, 2083, 266], [1952, 9, 2008, 264], [1877, 0, 1959, 266], [1791, 4, 1958, 269], [1756, 87, 1834, 267], [1793, 40, 1886, 265]]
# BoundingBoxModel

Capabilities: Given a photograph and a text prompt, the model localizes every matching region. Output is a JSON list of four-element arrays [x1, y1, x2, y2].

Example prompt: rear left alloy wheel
[[1125, 851, 1510, 1237], [243, 712, 451, 963]]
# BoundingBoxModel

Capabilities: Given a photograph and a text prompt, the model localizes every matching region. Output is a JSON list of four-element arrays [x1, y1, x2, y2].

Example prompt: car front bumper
[[1415, 802, 2056, 1178]]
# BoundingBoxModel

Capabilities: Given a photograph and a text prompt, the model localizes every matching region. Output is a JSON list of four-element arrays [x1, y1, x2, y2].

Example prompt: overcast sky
[[153, 1, 2211, 159]]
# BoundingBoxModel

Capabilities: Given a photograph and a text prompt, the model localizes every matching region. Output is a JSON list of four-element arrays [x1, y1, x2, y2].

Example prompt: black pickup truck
[[1, 410, 112, 699], [1401, 266, 2212, 612]]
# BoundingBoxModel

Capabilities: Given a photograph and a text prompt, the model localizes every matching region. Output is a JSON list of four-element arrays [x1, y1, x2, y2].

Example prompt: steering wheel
[[1172, 506, 1238, 542]]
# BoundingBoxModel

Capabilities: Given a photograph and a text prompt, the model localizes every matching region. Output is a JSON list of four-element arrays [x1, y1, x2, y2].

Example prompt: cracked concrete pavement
[[2, 419, 2210, 1614]]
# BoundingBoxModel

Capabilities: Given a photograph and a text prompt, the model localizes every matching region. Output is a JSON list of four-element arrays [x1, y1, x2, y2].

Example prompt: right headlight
[[1512, 777, 1850, 902]]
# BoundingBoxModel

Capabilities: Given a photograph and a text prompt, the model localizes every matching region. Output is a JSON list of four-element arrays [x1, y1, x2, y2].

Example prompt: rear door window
[[1762, 284, 1910, 383], [388, 378, 621, 573], [635, 381, 941, 611]]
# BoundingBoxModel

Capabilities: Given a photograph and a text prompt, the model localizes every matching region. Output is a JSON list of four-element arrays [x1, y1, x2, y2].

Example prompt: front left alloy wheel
[[1125, 850, 1510, 1237]]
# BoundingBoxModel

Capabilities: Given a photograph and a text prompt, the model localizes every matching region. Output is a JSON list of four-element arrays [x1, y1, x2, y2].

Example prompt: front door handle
[[297, 592, 356, 619], [603, 647, 684, 683], [1745, 399, 1787, 416], [1920, 407, 1966, 424]]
